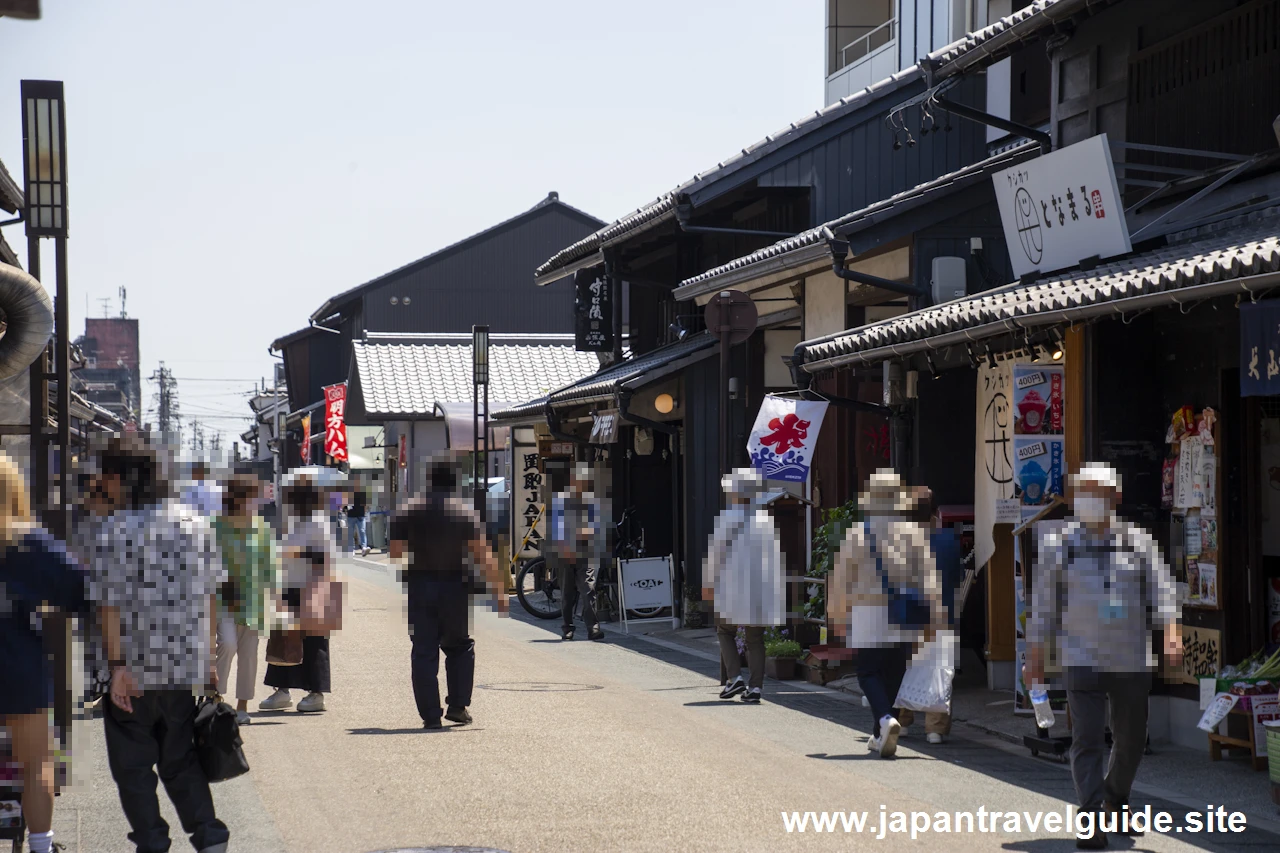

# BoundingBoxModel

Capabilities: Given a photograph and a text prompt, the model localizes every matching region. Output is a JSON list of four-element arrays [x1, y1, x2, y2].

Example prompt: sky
[[0, 0, 824, 450]]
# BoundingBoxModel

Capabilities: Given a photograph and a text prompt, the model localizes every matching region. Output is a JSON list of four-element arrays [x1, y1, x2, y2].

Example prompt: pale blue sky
[[0, 0, 823, 446]]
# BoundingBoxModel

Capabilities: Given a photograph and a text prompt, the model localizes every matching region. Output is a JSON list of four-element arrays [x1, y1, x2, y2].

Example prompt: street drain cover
[[476, 681, 602, 692]]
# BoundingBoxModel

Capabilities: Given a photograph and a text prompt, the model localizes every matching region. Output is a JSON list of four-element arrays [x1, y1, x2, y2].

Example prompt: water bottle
[[1029, 684, 1056, 729]]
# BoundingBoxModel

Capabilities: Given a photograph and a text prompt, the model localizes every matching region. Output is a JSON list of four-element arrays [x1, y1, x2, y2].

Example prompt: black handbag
[[193, 694, 250, 783]]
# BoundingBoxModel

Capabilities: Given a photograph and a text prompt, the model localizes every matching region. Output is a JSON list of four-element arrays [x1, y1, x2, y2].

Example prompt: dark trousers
[[1066, 668, 1152, 810], [856, 643, 913, 737], [263, 635, 331, 693], [560, 562, 598, 633], [104, 690, 229, 853], [716, 623, 765, 689], [407, 575, 475, 722]]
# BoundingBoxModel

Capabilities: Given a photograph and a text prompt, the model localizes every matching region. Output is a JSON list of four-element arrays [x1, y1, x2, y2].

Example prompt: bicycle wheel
[[516, 557, 561, 620]]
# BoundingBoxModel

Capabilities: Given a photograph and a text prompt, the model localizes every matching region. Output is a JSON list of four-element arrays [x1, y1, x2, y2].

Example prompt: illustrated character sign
[[1014, 186, 1044, 265]]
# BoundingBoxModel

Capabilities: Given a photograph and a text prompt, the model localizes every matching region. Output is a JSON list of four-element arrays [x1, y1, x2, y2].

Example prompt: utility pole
[[150, 362, 180, 443]]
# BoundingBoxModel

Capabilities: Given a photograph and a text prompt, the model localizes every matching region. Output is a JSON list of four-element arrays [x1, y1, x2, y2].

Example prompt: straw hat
[[858, 468, 919, 514], [721, 467, 768, 499]]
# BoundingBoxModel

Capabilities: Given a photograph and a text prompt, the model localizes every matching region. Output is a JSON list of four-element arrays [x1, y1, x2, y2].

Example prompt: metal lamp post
[[472, 324, 489, 520], [21, 79, 71, 538]]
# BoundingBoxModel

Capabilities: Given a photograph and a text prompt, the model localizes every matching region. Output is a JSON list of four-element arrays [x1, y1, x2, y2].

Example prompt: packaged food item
[[1197, 693, 1239, 732], [1230, 681, 1252, 695], [1200, 408, 1217, 443], [1172, 406, 1195, 440], [1162, 458, 1176, 509]]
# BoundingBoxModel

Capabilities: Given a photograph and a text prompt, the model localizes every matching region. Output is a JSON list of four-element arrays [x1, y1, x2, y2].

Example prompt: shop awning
[[352, 334, 601, 418], [673, 143, 1040, 302], [434, 401, 511, 453], [546, 333, 718, 410], [795, 208, 1280, 375]]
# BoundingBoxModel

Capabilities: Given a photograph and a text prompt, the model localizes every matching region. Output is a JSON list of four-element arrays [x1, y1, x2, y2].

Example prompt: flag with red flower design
[[746, 395, 829, 482]]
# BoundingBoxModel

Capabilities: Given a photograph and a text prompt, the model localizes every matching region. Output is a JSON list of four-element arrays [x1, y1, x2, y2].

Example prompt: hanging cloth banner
[[975, 361, 1016, 571], [299, 414, 312, 465], [746, 395, 829, 483], [323, 382, 349, 462], [1240, 300, 1280, 397]]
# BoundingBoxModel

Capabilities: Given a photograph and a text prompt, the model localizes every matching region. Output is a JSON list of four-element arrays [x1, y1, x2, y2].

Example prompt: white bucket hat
[[721, 467, 768, 499], [1071, 462, 1122, 493]]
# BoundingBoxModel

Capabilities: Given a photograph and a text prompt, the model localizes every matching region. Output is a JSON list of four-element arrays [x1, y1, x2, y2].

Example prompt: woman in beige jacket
[[828, 470, 947, 757]]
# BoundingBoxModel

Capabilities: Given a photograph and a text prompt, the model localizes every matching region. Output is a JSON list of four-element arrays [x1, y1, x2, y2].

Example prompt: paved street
[[47, 558, 1280, 853]]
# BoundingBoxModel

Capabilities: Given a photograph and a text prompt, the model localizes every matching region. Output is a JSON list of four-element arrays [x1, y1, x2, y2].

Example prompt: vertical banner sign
[[992, 133, 1131, 279], [746, 395, 829, 483], [1240, 300, 1280, 396], [513, 438, 544, 561], [574, 267, 613, 352], [322, 383, 348, 462], [299, 414, 312, 465], [1012, 364, 1066, 512], [975, 361, 1015, 572]]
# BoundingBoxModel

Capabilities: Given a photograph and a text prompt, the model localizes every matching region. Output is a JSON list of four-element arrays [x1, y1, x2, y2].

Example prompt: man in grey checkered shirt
[[87, 435, 230, 853], [1025, 463, 1182, 850]]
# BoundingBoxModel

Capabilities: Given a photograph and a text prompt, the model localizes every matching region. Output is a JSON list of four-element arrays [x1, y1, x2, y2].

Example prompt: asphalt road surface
[[45, 558, 1279, 853]]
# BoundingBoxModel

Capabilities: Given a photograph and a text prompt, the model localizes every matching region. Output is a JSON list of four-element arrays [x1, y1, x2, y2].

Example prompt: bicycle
[[596, 507, 665, 621], [513, 504, 563, 620]]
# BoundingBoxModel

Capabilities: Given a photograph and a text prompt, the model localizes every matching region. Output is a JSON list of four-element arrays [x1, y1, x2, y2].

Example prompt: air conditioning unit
[[931, 256, 967, 305]]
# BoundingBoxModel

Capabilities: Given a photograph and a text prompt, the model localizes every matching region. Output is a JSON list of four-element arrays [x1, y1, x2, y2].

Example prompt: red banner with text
[[323, 383, 348, 462]]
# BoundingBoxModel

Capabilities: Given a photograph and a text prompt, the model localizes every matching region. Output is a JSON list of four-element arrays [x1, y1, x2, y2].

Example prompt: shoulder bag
[[865, 521, 932, 630]]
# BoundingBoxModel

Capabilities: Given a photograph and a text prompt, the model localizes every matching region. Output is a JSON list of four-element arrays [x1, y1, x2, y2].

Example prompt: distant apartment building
[[75, 316, 141, 425]]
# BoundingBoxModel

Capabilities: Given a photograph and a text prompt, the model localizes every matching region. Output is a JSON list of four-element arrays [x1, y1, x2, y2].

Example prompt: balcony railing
[[839, 18, 897, 71]]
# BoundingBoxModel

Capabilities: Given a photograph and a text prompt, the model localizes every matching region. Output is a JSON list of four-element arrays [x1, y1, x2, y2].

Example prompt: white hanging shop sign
[[993, 133, 1130, 280]]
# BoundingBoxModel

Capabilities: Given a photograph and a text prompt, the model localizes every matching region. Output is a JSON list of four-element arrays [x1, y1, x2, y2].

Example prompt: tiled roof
[[927, 0, 1100, 78], [353, 337, 601, 416], [0, 157, 22, 214], [313, 194, 603, 320], [673, 143, 1040, 300], [534, 66, 924, 283], [548, 333, 717, 406], [797, 208, 1280, 372]]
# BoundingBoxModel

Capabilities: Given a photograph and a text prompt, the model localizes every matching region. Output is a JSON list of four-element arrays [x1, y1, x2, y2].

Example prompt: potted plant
[[764, 628, 803, 680], [683, 587, 706, 629]]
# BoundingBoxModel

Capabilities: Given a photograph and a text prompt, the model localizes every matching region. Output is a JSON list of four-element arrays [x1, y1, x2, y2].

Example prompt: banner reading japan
[[746, 395, 829, 483], [323, 382, 348, 462]]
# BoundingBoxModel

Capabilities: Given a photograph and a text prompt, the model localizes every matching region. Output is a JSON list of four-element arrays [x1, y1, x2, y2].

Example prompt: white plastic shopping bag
[[894, 630, 958, 714]]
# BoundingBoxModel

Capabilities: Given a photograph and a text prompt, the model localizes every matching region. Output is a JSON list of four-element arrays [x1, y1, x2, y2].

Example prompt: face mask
[[1075, 495, 1110, 523]]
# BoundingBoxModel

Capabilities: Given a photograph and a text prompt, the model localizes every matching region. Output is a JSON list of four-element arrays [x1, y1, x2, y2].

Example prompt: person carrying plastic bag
[[828, 470, 948, 758]]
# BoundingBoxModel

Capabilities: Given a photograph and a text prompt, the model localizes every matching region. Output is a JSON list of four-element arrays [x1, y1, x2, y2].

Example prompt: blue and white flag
[[746, 395, 829, 483]]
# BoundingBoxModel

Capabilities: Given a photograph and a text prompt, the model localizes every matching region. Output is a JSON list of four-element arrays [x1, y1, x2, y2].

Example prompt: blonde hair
[[0, 451, 33, 547]]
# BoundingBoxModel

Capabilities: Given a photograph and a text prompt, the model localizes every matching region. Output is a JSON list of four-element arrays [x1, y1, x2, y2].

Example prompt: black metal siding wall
[[362, 206, 598, 334], [755, 74, 988, 226], [682, 355, 723, 591]]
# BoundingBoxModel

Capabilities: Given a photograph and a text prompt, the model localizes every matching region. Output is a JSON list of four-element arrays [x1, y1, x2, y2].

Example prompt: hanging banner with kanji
[[574, 266, 613, 352], [746, 395, 829, 483], [323, 382, 348, 462], [299, 414, 311, 465], [1240, 300, 1280, 396]]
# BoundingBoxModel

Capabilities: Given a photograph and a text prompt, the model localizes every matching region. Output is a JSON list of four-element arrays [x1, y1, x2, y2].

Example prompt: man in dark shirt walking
[[390, 454, 506, 729], [346, 488, 368, 555]]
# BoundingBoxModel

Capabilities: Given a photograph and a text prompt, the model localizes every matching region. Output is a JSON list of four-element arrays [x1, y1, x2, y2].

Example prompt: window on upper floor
[[827, 0, 898, 77]]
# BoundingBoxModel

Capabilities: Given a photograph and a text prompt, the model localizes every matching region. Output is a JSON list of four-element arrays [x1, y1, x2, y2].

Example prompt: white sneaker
[[867, 735, 882, 753], [297, 691, 326, 712], [926, 732, 944, 745], [258, 689, 292, 711], [878, 715, 901, 758], [236, 710, 251, 727]]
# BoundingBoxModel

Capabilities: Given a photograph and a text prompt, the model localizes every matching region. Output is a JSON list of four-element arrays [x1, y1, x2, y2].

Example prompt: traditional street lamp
[[21, 79, 71, 537], [472, 325, 489, 520]]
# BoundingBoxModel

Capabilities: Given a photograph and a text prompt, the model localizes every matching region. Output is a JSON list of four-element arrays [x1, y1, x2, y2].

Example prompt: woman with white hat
[[828, 469, 947, 757], [702, 467, 785, 704]]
